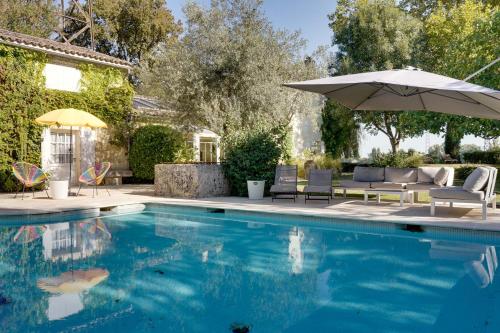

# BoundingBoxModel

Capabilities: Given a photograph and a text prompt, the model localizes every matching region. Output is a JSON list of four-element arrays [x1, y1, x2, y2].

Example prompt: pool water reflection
[[0, 205, 500, 332]]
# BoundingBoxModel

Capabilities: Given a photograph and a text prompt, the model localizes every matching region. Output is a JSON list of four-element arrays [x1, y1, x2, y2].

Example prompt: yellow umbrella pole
[[69, 126, 73, 195]]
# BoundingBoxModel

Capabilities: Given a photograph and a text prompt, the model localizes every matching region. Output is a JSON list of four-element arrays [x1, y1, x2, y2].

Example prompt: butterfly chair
[[12, 162, 50, 199], [77, 162, 111, 197]]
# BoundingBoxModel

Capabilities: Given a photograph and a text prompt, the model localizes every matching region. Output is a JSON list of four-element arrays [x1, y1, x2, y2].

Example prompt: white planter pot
[[247, 180, 265, 200], [50, 180, 69, 199]]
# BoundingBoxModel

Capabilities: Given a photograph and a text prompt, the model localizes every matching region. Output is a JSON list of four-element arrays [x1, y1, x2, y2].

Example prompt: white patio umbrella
[[284, 68, 500, 120]]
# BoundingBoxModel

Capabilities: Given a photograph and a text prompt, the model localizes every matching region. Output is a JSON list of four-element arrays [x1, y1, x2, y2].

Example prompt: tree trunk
[[444, 121, 463, 159], [389, 137, 400, 154]]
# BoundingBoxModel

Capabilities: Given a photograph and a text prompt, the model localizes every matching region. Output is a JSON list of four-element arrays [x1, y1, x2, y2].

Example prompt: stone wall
[[155, 164, 230, 198]]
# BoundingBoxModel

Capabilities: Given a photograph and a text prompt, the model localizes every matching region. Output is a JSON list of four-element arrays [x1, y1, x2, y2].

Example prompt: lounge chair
[[430, 166, 497, 220], [76, 162, 112, 197], [270, 165, 298, 201], [12, 162, 50, 199], [303, 169, 333, 203]]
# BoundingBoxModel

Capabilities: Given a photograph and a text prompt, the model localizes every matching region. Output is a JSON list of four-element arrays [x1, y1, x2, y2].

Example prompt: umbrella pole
[[69, 126, 73, 195]]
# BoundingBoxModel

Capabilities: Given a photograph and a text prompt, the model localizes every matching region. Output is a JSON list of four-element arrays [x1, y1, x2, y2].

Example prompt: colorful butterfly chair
[[12, 162, 50, 199], [77, 162, 112, 197]]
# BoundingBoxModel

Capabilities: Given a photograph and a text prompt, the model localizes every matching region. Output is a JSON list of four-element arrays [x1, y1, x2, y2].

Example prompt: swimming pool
[[1, 203, 500, 332]]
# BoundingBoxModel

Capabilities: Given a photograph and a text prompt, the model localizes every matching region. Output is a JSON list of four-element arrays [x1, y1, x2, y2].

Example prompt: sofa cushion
[[353, 167, 385, 182], [434, 167, 450, 186], [430, 187, 484, 201], [463, 167, 490, 192], [339, 180, 371, 189], [385, 167, 417, 183], [418, 167, 440, 183], [370, 182, 406, 190], [406, 183, 441, 191]]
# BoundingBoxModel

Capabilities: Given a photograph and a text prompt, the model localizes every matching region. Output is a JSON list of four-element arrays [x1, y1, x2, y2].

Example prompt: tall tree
[[414, 0, 500, 157], [321, 101, 360, 158], [0, 0, 58, 37], [140, 0, 325, 135], [63, 0, 182, 64], [329, 0, 424, 153]]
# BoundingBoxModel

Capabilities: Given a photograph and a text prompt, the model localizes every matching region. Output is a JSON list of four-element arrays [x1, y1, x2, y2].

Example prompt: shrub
[[462, 148, 500, 164], [455, 166, 477, 181], [129, 125, 185, 180], [0, 169, 18, 192], [222, 126, 288, 196], [371, 151, 424, 168], [287, 153, 342, 179]]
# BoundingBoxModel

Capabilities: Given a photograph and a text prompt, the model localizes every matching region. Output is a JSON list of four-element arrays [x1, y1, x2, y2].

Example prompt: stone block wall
[[155, 164, 230, 198]]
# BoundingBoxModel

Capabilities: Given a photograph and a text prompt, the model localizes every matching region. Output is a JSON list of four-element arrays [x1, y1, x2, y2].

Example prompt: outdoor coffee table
[[364, 189, 414, 207]]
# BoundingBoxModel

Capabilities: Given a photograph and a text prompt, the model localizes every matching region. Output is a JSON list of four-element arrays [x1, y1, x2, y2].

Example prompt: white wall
[[42, 63, 81, 92]]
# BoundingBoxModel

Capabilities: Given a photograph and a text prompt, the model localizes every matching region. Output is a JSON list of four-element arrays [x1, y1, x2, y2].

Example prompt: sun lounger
[[270, 165, 298, 202], [303, 169, 333, 203]]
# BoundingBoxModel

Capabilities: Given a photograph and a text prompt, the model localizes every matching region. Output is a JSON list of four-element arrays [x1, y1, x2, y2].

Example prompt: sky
[[167, 0, 486, 157]]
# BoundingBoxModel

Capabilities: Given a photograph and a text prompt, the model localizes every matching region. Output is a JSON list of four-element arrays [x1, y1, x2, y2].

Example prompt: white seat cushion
[[370, 182, 406, 190], [353, 167, 385, 182], [406, 183, 441, 191], [339, 180, 371, 189], [385, 167, 417, 183], [430, 187, 484, 201]]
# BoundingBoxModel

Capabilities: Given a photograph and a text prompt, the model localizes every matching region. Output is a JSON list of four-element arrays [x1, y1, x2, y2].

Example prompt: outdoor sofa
[[336, 166, 455, 199], [430, 166, 497, 220]]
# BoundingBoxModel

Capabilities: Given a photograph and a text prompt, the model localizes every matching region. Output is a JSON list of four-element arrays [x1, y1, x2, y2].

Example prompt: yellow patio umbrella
[[35, 108, 107, 194], [37, 268, 109, 294]]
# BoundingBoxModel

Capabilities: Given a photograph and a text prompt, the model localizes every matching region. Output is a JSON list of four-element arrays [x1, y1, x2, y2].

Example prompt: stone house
[[0, 28, 131, 184]]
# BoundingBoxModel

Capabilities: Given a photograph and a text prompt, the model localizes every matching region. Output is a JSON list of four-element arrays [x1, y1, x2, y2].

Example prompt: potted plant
[[247, 180, 265, 200]]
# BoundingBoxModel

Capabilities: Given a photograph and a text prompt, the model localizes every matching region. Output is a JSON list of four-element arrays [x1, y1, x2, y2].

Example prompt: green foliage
[[0, 170, 18, 192], [129, 125, 185, 180], [0, 0, 58, 37], [0, 45, 133, 191], [427, 143, 444, 163], [222, 126, 289, 196], [329, 0, 425, 152], [0, 45, 47, 178], [455, 165, 477, 181], [371, 150, 424, 168], [287, 153, 342, 179], [321, 101, 360, 158], [62, 0, 182, 64], [462, 148, 500, 164], [174, 143, 196, 163], [412, 0, 500, 154], [141, 0, 325, 135]]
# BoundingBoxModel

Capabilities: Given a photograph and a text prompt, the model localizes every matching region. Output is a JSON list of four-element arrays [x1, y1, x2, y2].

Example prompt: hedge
[[129, 125, 186, 180], [222, 126, 289, 196], [462, 149, 500, 164]]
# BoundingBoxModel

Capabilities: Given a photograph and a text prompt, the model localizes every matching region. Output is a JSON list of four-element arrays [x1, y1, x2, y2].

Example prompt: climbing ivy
[[0, 44, 133, 191]]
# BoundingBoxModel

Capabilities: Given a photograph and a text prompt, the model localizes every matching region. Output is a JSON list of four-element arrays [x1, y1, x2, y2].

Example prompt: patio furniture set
[[11, 161, 111, 200], [271, 165, 497, 220]]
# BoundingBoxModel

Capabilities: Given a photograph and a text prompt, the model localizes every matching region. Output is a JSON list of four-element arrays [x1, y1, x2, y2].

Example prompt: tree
[[329, 0, 425, 153], [415, 0, 500, 158], [63, 0, 182, 64], [140, 0, 324, 136], [0, 0, 58, 37], [321, 101, 360, 158]]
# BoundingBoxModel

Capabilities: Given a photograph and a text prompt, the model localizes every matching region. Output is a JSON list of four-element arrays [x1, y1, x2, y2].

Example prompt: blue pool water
[[1, 204, 500, 332]]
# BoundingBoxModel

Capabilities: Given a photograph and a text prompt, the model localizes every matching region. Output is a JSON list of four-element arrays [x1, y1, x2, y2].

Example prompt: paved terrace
[[0, 185, 498, 231]]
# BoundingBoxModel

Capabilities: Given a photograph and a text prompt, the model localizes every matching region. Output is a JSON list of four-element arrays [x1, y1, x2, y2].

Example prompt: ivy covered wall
[[0, 44, 134, 191]]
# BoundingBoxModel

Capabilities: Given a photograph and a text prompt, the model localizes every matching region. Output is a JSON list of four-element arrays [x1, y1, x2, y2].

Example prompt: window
[[199, 139, 217, 163], [50, 132, 73, 164]]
